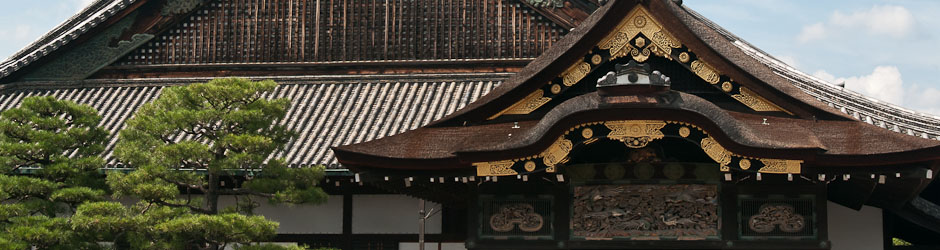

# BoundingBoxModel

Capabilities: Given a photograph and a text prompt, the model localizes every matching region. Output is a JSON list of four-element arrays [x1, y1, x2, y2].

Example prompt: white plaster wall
[[352, 194, 442, 234], [399, 242, 466, 250], [828, 201, 883, 250], [219, 195, 344, 234]]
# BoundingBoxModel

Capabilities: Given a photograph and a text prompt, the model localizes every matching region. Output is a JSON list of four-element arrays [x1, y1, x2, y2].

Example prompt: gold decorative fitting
[[635, 37, 647, 47], [691, 60, 720, 84], [524, 161, 537, 172], [732, 87, 788, 113], [701, 137, 732, 167], [758, 159, 802, 174], [542, 137, 573, 167], [591, 54, 603, 65], [550, 84, 562, 94], [474, 160, 518, 176], [605, 120, 667, 148], [581, 128, 594, 139], [472, 120, 803, 176], [679, 126, 691, 138], [739, 159, 751, 170], [598, 7, 681, 63], [678, 52, 690, 63], [721, 81, 733, 92], [490, 89, 552, 119], [563, 62, 592, 87]]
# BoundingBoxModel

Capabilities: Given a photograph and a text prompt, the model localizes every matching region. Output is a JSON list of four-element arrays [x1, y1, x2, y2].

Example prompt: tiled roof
[[681, 5, 940, 141], [0, 76, 500, 168]]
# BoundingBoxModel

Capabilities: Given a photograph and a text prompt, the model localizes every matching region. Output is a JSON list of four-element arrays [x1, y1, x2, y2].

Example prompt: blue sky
[[1, 0, 938, 114]]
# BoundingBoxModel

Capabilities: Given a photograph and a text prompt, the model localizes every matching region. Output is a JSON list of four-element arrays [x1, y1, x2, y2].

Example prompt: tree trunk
[[207, 171, 219, 214]]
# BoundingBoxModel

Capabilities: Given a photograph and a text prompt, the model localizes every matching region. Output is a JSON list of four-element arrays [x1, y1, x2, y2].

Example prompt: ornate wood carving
[[541, 137, 573, 167], [572, 184, 719, 240], [748, 204, 806, 233], [489, 203, 545, 233], [593, 6, 789, 113]]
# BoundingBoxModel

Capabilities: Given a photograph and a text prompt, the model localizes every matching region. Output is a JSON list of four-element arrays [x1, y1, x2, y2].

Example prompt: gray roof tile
[[0, 79, 498, 168]]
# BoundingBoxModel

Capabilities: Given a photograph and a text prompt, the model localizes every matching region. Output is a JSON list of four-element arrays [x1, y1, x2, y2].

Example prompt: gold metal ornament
[[732, 87, 788, 113], [605, 120, 667, 148], [721, 81, 733, 92], [678, 52, 690, 63], [550, 84, 562, 94], [542, 137, 573, 167], [474, 160, 518, 176], [739, 159, 751, 170], [563, 62, 592, 87], [691, 60, 720, 84], [591, 54, 603, 65], [758, 159, 802, 174], [701, 137, 732, 167], [524, 161, 537, 172], [679, 126, 691, 138], [581, 128, 594, 139], [489, 89, 552, 118], [598, 7, 681, 63]]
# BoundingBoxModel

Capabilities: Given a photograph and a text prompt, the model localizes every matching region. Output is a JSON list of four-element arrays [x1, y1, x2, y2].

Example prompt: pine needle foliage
[[0, 96, 109, 249], [108, 78, 328, 249]]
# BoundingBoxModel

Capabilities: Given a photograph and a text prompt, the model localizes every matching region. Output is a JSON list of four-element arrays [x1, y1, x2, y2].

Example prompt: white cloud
[[798, 5, 914, 43], [797, 23, 825, 43], [13, 25, 32, 41], [813, 66, 940, 115]]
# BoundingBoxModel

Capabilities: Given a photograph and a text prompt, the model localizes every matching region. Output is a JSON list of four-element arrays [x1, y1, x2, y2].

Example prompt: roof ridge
[[678, 3, 940, 141], [0, 0, 138, 80]]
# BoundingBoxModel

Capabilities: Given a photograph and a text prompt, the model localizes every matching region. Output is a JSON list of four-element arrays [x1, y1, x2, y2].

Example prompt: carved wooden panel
[[572, 184, 719, 240], [480, 197, 552, 238], [116, 0, 565, 65], [739, 197, 815, 238]]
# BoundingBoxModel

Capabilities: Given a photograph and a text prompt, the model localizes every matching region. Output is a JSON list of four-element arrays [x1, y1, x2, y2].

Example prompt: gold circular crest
[[634, 15, 647, 28], [591, 54, 603, 65], [678, 52, 690, 63], [581, 128, 594, 139], [739, 159, 751, 170], [679, 126, 691, 138], [721, 81, 733, 92], [550, 84, 562, 94], [634, 37, 647, 47], [524, 161, 537, 172]]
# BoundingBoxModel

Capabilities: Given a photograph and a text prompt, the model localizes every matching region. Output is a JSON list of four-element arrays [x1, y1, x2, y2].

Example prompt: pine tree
[[0, 96, 109, 249], [106, 78, 328, 249]]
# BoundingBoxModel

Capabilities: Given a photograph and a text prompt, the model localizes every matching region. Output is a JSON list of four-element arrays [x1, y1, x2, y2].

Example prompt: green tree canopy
[[0, 96, 109, 249], [107, 78, 328, 249]]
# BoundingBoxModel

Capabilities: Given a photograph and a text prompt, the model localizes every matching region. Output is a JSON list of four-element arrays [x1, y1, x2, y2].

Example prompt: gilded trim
[[472, 120, 802, 176], [758, 159, 802, 174], [489, 89, 553, 119], [605, 120, 667, 148], [474, 160, 518, 176], [701, 137, 732, 167], [732, 87, 788, 113], [563, 62, 592, 87]]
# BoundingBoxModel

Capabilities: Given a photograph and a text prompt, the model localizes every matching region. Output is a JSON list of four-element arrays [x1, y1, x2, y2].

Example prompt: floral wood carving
[[748, 204, 806, 233], [572, 184, 719, 239], [489, 203, 545, 232]]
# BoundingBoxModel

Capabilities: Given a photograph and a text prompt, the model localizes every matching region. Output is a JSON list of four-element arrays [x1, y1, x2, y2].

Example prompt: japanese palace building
[[2, 0, 940, 249]]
